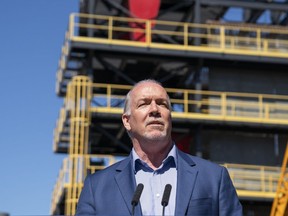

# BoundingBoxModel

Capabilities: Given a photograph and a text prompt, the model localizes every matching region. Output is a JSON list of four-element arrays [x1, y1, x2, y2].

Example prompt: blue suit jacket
[[76, 148, 242, 215]]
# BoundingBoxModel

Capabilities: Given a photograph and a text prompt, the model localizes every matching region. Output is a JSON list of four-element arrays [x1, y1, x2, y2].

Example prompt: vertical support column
[[193, 0, 201, 46], [194, 0, 201, 24], [194, 124, 203, 158], [65, 76, 92, 216]]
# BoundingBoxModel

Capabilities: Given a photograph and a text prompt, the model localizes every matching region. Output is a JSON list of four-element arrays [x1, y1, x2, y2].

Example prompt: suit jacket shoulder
[[76, 155, 139, 215], [175, 149, 242, 216]]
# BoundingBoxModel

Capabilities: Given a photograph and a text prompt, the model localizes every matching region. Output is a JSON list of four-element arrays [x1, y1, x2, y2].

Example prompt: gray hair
[[123, 79, 171, 115]]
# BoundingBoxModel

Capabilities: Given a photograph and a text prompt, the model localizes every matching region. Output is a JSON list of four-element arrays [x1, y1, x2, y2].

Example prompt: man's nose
[[149, 101, 160, 114]]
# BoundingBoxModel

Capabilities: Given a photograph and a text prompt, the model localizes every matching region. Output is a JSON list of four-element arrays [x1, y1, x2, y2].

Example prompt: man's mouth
[[146, 120, 164, 126]]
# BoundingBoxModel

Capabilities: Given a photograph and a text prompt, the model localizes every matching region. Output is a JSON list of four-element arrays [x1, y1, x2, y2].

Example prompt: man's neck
[[133, 139, 173, 169]]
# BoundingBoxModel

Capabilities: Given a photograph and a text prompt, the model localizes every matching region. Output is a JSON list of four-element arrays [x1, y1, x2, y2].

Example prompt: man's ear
[[122, 114, 131, 131]]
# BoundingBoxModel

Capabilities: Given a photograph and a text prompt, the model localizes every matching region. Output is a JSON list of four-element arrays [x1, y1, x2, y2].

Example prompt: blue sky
[[0, 1, 78, 215]]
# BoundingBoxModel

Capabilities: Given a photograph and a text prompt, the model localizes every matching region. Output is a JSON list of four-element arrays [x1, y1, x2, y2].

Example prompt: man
[[76, 79, 242, 215]]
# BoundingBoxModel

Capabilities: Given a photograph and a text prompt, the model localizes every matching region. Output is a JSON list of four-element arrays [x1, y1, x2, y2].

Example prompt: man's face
[[122, 82, 172, 142]]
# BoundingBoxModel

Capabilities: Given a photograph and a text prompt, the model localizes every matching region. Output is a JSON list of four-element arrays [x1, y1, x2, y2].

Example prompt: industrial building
[[50, 0, 288, 215]]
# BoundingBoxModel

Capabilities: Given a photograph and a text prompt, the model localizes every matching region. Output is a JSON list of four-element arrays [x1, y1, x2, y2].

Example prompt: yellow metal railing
[[53, 107, 69, 152], [53, 80, 288, 154], [50, 157, 69, 215], [56, 14, 288, 94], [67, 13, 288, 58], [50, 155, 281, 214], [224, 163, 280, 199], [89, 83, 288, 125], [50, 154, 123, 215], [52, 77, 288, 214]]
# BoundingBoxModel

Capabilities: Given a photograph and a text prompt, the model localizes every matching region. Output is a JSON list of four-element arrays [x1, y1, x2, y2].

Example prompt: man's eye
[[159, 102, 168, 108], [138, 103, 147, 107]]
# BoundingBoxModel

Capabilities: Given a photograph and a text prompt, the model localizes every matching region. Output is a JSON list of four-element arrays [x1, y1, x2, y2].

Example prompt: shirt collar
[[132, 144, 177, 173]]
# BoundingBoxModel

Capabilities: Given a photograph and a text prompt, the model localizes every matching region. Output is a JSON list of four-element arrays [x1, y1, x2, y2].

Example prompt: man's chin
[[144, 132, 167, 141]]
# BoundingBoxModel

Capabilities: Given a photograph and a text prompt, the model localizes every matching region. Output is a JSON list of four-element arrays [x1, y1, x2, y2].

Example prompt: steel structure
[[271, 144, 288, 216], [51, 0, 288, 215]]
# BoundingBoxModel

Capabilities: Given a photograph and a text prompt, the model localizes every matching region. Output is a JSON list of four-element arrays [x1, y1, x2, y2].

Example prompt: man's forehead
[[133, 83, 165, 93], [132, 84, 168, 99], [137, 95, 168, 101]]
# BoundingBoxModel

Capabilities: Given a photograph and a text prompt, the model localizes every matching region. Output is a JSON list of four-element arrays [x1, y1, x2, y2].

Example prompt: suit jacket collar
[[114, 149, 197, 216], [175, 149, 197, 215], [114, 154, 142, 215]]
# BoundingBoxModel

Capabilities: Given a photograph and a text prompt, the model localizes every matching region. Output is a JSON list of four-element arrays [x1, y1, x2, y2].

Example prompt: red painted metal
[[172, 133, 192, 154], [128, 0, 161, 41]]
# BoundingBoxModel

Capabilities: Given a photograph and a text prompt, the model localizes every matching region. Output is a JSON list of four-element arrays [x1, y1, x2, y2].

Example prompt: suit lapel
[[114, 155, 142, 215], [113, 150, 197, 215], [175, 150, 198, 215]]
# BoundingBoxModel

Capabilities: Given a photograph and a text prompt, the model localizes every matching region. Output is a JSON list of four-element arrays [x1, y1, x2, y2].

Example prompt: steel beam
[[201, 0, 288, 11]]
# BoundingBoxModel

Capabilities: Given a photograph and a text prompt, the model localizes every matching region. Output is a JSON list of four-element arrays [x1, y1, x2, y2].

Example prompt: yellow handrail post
[[107, 84, 111, 108], [184, 23, 188, 47], [184, 90, 189, 113], [146, 19, 151, 46], [259, 95, 263, 119], [257, 28, 261, 51], [220, 26, 225, 50], [108, 17, 113, 41], [264, 40, 268, 52], [261, 166, 266, 193], [69, 13, 75, 39], [221, 93, 227, 117], [265, 104, 270, 120], [231, 37, 235, 49]]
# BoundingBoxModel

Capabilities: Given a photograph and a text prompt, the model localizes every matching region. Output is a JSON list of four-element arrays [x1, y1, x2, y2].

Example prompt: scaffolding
[[51, 1, 288, 215], [51, 77, 288, 215]]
